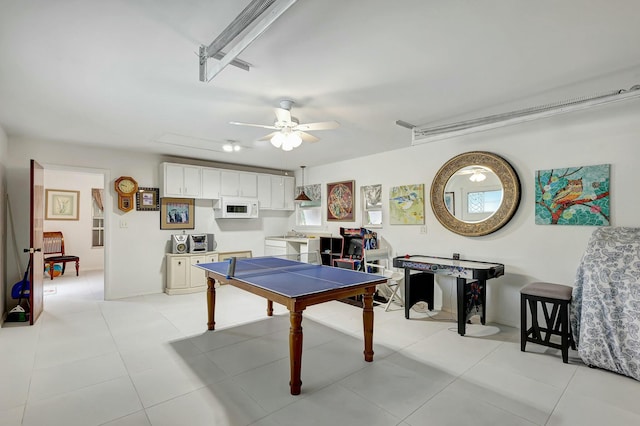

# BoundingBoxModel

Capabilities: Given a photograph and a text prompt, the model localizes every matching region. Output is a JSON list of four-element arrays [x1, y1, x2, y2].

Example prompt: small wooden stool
[[520, 282, 575, 363]]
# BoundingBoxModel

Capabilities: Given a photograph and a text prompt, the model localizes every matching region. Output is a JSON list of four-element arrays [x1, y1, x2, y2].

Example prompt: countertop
[[265, 235, 319, 243]]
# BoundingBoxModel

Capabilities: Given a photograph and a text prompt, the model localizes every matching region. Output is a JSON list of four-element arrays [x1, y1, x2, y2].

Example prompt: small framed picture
[[160, 198, 195, 229], [136, 187, 160, 211], [445, 192, 455, 215], [45, 189, 80, 220]]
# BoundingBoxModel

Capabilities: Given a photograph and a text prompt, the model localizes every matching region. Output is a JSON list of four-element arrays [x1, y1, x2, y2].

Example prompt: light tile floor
[[2, 270, 640, 425]]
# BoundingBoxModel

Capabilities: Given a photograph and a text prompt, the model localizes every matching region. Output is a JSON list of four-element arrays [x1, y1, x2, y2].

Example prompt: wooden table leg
[[207, 277, 216, 330], [289, 310, 303, 395], [362, 286, 375, 362], [267, 300, 273, 316]]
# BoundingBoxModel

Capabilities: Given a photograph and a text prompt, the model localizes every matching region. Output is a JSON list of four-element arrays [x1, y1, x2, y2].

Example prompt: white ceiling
[[1, 0, 639, 171]]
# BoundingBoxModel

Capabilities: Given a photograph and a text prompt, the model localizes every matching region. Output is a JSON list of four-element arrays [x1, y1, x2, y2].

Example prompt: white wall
[[0, 124, 8, 320], [43, 169, 104, 271], [299, 100, 640, 327], [4, 140, 292, 302], [4, 99, 640, 327]]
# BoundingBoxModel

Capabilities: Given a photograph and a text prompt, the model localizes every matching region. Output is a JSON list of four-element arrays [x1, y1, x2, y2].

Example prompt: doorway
[[42, 166, 107, 301]]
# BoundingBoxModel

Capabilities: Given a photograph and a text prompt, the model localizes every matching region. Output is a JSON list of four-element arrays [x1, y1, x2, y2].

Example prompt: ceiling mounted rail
[[199, 0, 298, 82], [412, 84, 640, 144]]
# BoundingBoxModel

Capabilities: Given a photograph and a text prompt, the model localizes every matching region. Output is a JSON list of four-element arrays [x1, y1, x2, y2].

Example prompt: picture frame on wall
[[444, 192, 455, 215], [160, 198, 195, 229], [327, 180, 355, 221], [362, 184, 383, 228], [136, 187, 160, 211], [45, 189, 80, 220]]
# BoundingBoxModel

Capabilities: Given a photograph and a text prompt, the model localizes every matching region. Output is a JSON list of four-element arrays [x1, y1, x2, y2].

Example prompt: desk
[[393, 255, 504, 336], [197, 256, 386, 395]]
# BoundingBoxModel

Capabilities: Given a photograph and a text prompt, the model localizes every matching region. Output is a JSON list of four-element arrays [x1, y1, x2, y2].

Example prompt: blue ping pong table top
[[195, 257, 386, 298]]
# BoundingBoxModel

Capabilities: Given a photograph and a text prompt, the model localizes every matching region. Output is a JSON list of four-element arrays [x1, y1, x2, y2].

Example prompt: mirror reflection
[[444, 166, 503, 223], [430, 151, 520, 237]]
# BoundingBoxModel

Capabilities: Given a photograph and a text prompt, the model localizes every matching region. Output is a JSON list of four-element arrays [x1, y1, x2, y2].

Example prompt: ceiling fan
[[230, 100, 340, 151], [455, 166, 493, 182]]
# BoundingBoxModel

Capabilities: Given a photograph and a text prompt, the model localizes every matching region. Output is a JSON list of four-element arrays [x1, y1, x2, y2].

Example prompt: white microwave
[[215, 197, 259, 219]]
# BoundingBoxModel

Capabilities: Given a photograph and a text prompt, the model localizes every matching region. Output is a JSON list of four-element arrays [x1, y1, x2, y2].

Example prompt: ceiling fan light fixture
[[222, 142, 241, 152], [281, 137, 294, 151], [271, 130, 302, 151], [231, 99, 340, 150], [469, 170, 486, 182], [271, 132, 285, 148], [290, 132, 302, 148]]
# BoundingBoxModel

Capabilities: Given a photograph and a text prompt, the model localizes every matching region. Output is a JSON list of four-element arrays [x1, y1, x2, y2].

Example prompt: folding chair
[[363, 238, 404, 311]]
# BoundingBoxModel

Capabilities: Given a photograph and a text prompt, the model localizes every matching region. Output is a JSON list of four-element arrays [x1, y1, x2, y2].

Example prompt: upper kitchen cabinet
[[257, 173, 272, 209], [258, 174, 295, 210], [201, 167, 221, 199], [283, 175, 295, 210], [220, 170, 258, 198], [162, 163, 202, 198], [277, 175, 295, 210]]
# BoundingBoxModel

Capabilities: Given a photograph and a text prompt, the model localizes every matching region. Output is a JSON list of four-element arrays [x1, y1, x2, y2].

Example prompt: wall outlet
[[119, 220, 128, 228], [420, 226, 427, 234]]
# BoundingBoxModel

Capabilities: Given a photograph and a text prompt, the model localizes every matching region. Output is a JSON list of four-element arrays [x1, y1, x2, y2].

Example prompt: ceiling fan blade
[[258, 132, 279, 141], [295, 121, 340, 131], [274, 108, 291, 124], [298, 131, 319, 143], [229, 121, 278, 130]]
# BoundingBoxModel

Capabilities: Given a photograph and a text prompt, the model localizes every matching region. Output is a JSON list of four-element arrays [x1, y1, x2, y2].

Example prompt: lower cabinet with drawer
[[166, 251, 218, 294]]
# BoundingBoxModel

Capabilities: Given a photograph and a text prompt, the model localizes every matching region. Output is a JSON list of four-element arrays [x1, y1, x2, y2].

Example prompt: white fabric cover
[[571, 227, 640, 381]]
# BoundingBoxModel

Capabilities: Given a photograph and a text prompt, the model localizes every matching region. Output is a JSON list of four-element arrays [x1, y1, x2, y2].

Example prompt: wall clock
[[114, 176, 138, 212]]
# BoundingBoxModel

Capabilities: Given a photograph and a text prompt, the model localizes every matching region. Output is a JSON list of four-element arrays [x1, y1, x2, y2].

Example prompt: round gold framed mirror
[[430, 151, 520, 236]]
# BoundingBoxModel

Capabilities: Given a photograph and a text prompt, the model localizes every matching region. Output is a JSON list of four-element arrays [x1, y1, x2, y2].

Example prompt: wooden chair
[[43, 231, 80, 280]]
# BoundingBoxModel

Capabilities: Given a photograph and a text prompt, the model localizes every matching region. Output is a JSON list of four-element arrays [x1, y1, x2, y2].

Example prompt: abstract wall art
[[327, 180, 355, 221]]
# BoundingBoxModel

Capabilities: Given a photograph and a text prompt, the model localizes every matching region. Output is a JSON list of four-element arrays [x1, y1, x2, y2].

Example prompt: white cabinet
[[201, 167, 221, 199], [271, 176, 295, 210], [264, 239, 287, 257], [162, 163, 202, 198], [257, 174, 272, 209], [264, 237, 320, 263], [271, 176, 286, 209], [166, 252, 218, 295], [220, 170, 258, 198], [161, 162, 291, 207], [283, 176, 295, 211], [258, 175, 295, 210]]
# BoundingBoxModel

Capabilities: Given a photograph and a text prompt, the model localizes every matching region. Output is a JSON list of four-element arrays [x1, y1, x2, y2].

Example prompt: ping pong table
[[196, 256, 387, 395]]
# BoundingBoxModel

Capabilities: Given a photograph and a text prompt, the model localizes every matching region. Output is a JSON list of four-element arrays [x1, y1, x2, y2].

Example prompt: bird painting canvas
[[390, 184, 425, 224], [535, 164, 610, 225]]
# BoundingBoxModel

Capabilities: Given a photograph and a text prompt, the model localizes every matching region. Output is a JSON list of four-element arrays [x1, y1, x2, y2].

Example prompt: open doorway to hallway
[[43, 167, 105, 301]]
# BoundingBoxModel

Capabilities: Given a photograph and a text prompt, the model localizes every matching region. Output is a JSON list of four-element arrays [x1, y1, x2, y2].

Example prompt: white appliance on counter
[[215, 197, 259, 219]]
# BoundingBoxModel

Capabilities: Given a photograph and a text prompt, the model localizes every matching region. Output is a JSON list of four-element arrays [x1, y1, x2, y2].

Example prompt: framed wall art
[[389, 184, 425, 225], [535, 164, 610, 226], [45, 189, 80, 220], [327, 180, 355, 221], [136, 187, 160, 211], [160, 198, 195, 229], [444, 192, 455, 215], [362, 184, 383, 228]]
